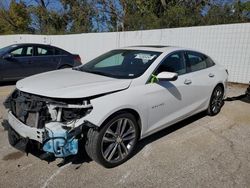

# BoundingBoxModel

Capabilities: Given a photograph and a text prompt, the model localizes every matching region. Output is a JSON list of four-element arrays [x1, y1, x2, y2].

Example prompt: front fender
[[82, 89, 148, 137]]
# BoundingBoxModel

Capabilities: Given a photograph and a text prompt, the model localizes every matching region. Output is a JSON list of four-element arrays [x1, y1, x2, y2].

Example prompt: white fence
[[0, 23, 250, 83]]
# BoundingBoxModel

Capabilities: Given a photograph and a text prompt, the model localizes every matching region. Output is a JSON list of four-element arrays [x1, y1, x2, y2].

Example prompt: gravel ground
[[0, 83, 249, 188]]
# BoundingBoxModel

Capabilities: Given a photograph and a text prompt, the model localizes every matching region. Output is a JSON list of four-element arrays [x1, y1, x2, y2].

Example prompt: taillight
[[74, 55, 82, 63]]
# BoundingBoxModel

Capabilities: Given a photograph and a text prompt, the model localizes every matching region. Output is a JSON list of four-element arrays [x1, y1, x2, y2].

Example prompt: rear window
[[54, 48, 68, 55]]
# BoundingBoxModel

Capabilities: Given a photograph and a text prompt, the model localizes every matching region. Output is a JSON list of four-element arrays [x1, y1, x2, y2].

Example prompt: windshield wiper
[[72, 66, 81, 71], [86, 70, 112, 77], [77, 67, 111, 77], [73, 66, 119, 78]]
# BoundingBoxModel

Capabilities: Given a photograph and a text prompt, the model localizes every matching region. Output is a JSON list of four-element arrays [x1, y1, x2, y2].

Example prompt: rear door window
[[186, 51, 207, 72], [36, 46, 54, 56]]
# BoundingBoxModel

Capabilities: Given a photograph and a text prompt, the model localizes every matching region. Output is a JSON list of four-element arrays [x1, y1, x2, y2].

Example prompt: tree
[[0, 0, 31, 34], [233, 0, 250, 22], [203, 1, 250, 26], [94, 0, 209, 31], [0, 0, 249, 35], [28, 0, 68, 34], [60, 0, 93, 33], [124, 0, 161, 30]]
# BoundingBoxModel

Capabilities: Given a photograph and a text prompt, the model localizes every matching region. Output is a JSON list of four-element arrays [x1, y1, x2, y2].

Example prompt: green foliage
[[122, 1, 161, 30], [60, 0, 93, 33], [161, 4, 201, 28], [204, 5, 233, 25], [0, 0, 30, 34], [0, 0, 249, 35], [203, 1, 250, 25], [29, 0, 68, 34]]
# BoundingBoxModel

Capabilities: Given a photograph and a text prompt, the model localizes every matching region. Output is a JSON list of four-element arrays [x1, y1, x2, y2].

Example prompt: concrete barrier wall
[[0, 23, 249, 83]]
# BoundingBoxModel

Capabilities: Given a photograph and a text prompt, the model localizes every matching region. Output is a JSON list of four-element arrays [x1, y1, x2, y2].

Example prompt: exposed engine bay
[[4, 89, 94, 158]]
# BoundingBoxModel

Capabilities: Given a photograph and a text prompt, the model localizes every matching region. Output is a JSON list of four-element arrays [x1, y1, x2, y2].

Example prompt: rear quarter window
[[205, 57, 215, 68]]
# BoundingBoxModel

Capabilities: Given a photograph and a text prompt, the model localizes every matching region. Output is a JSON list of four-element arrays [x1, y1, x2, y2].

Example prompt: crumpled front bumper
[[6, 111, 86, 158], [6, 111, 45, 156], [7, 111, 44, 143]]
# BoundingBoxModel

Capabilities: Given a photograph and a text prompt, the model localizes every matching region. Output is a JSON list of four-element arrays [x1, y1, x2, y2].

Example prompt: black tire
[[85, 112, 139, 168], [207, 85, 224, 116], [58, 65, 72, 69]]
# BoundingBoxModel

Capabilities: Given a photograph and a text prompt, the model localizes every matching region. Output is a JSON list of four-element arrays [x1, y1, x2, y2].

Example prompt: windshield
[[0, 45, 16, 56], [78, 50, 161, 79]]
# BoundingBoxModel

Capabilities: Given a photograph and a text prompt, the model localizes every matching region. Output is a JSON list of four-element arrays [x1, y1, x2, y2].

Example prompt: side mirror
[[2, 53, 13, 60], [156, 71, 178, 81]]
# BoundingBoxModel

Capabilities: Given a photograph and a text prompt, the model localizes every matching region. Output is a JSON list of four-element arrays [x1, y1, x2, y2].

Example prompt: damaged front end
[[4, 89, 94, 158]]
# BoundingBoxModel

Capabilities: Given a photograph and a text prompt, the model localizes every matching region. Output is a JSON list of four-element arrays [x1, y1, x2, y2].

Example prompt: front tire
[[85, 112, 139, 168], [207, 85, 224, 116]]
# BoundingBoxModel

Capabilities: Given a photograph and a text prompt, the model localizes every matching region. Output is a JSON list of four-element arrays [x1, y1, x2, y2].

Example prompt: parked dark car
[[246, 82, 250, 101], [0, 43, 82, 82]]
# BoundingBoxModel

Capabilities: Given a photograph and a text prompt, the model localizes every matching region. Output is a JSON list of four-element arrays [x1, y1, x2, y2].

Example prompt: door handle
[[209, 73, 215, 78], [184, 79, 192, 85]]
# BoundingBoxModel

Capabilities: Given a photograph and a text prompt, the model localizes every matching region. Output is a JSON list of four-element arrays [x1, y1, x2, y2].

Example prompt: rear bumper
[[7, 111, 44, 143]]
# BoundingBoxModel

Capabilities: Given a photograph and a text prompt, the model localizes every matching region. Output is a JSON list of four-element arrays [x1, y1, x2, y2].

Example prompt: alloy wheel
[[101, 118, 136, 163], [211, 87, 223, 114]]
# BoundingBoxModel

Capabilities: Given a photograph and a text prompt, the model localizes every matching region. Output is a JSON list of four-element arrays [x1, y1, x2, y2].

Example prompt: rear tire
[[207, 85, 224, 116], [85, 112, 139, 168], [59, 65, 72, 69]]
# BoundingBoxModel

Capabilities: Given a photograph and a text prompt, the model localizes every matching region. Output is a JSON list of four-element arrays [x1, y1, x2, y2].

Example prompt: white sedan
[[4, 46, 228, 168]]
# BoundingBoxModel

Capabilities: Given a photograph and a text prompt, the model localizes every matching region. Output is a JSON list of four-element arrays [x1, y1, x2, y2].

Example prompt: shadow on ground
[[1, 112, 207, 168], [133, 112, 206, 156], [224, 94, 250, 103], [2, 90, 248, 168], [56, 112, 208, 167], [0, 81, 16, 86]]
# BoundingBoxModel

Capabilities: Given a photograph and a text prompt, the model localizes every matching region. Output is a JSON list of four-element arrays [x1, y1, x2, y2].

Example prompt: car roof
[[121, 45, 187, 52], [5, 43, 72, 55], [119, 45, 188, 53], [10, 43, 55, 48]]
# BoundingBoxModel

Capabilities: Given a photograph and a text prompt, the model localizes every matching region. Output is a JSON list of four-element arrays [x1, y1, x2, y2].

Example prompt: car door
[[32, 45, 58, 74], [144, 51, 197, 135], [0, 45, 34, 81], [184, 51, 217, 108], [54, 47, 71, 67]]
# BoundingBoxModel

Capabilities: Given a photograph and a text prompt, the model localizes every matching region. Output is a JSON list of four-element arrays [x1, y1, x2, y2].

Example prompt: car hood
[[16, 69, 132, 98]]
